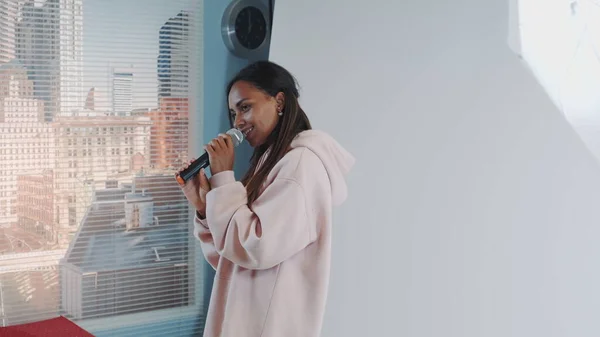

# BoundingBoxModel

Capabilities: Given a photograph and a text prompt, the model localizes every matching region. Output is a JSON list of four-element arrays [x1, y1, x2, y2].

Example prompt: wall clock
[[221, 0, 271, 59]]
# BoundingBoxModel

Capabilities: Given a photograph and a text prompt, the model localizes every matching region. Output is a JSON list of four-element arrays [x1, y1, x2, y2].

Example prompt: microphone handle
[[176, 152, 210, 186]]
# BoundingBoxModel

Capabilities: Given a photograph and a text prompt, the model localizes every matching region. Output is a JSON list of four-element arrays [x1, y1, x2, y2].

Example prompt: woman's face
[[228, 81, 283, 148]]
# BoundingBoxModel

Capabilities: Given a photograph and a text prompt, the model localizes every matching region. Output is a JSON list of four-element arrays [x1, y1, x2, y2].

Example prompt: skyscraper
[[15, 0, 83, 121], [112, 71, 133, 116], [0, 0, 20, 64], [157, 11, 189, 99], [154, 11, 190, 169]]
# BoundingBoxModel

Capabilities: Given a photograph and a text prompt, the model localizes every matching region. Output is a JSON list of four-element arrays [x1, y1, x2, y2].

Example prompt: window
[[0, 0, 203, 335]]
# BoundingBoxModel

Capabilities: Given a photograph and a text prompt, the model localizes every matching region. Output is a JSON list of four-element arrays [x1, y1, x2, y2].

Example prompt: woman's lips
[[243, 127, 254, 139]]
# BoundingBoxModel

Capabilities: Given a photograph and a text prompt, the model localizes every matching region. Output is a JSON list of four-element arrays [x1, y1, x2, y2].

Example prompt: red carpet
[[0, 316, 94, 337]]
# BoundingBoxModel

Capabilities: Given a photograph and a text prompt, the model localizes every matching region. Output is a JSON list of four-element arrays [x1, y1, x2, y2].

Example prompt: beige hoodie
[[194, 130, 355, 337]]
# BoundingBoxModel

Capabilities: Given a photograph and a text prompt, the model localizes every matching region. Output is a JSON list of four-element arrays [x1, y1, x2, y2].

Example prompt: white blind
[[0, 0, 204, 335]]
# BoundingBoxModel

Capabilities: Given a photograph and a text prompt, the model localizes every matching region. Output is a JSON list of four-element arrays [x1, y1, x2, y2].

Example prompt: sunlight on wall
[[515, 0, 600, 123], [513, 0, 600, 158]]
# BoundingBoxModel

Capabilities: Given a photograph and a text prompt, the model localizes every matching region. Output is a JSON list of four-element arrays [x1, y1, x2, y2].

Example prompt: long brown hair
[[227, 61, 311, 204]]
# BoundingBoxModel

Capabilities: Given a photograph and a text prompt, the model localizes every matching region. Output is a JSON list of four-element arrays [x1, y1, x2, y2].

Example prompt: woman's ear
[[275, 92, 286, 110]]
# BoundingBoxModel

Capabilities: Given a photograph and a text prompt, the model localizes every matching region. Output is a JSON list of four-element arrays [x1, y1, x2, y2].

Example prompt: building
[[155, 11, 190, 170], [0, 59, 45, 122], [157, 11, 190, 99], [84, 87, 95, 111], [0, 249, 65, 326], [150, 97, 189, 170], [52, 114, 152, 187], [5, 110, 154, 247], [15, 0, 83, 121], [50, 114, 152, 246], [0, 0, 20, 64], [112, 70, 133, 116], [60, 175, 190, 320], [16, 170, 55, 244], [131, 107, 155, 116], [0, 61, 53, 227], [0, 60, 154, 241]]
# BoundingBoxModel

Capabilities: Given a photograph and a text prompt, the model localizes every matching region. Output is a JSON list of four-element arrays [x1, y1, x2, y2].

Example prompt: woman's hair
[[226, 61, 312, 204]]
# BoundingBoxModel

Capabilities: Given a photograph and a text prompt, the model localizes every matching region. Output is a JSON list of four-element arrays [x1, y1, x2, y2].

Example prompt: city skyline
[[0, 0, 193, 238], [83, 0, 187, 111], [0, 0, 198, 326]]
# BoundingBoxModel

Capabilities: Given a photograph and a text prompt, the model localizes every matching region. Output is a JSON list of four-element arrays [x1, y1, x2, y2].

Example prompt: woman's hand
[[178, 161, 211, 217], [205, 133, 235, 175]]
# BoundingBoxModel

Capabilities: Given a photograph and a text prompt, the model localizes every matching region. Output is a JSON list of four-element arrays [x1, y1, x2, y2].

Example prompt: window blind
[[0, 0, 205, 335]]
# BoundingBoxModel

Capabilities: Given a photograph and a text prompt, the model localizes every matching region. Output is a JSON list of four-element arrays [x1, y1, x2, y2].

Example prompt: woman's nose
[[234, 115, 245, 129]]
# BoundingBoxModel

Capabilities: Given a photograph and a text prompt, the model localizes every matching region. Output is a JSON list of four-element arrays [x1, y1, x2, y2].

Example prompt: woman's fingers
[[213, 136, 226, 150], [207, 135, 229, 153], [204, 143, 214, 156], [199, 168, 210, 192], [205, 132, 235, 155], [218, 133, 233, 148], [185, 158, 195, 169]]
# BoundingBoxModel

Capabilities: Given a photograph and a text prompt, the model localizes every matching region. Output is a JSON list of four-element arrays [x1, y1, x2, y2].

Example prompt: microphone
[[175, 128, 244, 186]]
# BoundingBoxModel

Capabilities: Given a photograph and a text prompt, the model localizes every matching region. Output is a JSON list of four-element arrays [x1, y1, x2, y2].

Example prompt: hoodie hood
[[290, 130, 355, 206]]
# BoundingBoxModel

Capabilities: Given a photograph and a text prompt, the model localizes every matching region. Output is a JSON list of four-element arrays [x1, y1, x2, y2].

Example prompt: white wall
[[270, 1, 600, 336]]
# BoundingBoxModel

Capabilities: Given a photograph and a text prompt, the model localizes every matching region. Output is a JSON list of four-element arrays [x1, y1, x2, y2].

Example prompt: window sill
[[76, 304, 204, 333]]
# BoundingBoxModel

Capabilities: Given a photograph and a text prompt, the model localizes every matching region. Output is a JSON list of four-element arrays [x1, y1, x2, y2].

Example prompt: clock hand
[[248, 11, 252, 33]]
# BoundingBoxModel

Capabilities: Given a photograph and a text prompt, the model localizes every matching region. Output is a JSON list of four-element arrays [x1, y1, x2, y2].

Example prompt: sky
[[81, 0, 198, 110]]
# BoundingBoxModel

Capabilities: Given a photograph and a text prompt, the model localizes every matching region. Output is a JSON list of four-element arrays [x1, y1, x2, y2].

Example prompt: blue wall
[[200, 0, 254, 312], [92, 0, 270, 335], [201, 0, 270, 312]]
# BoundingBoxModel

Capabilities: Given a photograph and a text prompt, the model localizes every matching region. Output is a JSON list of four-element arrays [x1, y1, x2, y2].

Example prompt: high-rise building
[[0, 62, 54, 227], [15, 0, 83, 121], [150, 97, 189, 170], [157, 11, 189, 99], [155, 12, 190, 170], [112, 71, 133, 116], [0, 0, 20, 64]]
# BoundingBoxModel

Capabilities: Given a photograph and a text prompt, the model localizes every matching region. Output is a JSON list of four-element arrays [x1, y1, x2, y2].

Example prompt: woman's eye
[[241, 105, 250, 112]]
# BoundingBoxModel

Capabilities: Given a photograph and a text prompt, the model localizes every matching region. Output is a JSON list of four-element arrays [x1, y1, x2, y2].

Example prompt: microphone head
[[226, 128, 244, 147]]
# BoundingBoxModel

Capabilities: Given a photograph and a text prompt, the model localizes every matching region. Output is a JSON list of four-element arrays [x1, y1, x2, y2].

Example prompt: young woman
[[179, 61, 354, 337]]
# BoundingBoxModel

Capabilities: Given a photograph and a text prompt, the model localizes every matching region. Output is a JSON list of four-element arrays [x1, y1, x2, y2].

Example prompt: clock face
[[234, 6, 267, 50]]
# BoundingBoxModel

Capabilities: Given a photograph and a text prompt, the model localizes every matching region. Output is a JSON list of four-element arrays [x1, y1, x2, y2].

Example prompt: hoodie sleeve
[[193, 214, 220, 270], [204, 150, 329, 270]]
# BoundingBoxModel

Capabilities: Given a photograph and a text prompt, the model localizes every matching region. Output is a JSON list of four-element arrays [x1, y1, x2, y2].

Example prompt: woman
[[179, 61, 354, 337]]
